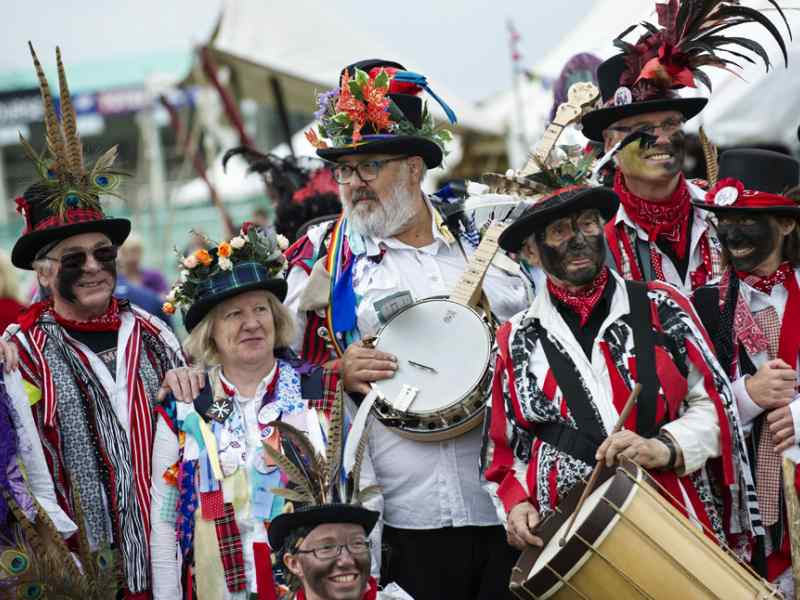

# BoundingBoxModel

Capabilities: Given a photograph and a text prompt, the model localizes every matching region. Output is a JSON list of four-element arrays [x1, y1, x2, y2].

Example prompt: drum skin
[[371, 297, 493, 441], [510, 460, 779, 600]]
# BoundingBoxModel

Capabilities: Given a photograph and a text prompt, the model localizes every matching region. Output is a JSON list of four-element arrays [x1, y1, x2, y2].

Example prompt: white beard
[[345, 182, 418, 239]]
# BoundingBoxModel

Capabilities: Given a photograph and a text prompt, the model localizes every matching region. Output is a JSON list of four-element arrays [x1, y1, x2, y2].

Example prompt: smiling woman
[[149, 224, 380, 600]]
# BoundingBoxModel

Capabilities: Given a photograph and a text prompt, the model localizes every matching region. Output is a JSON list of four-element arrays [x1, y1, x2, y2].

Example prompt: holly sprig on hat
[[163, 224, 289, 315], [305, 67, 451, 152]]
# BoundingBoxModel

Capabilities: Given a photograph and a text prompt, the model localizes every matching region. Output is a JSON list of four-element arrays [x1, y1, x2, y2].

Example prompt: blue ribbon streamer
[[394, 70, 458, 125]]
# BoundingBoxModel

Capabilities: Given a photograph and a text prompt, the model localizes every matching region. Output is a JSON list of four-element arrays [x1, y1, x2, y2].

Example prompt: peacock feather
[[18, 44, 126, 220]]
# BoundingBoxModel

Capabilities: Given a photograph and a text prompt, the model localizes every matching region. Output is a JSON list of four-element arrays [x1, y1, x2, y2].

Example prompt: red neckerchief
[[614, 170, 692, 260], [547, 267, 610, 326], [50, 297, 122, 332], [778, 268, 800, 370], [736, 262, 794, 295], [295, 576, 378, 600]]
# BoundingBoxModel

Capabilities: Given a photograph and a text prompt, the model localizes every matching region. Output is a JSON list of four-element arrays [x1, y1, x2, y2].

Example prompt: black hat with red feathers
[[581, 0, 791, 141]]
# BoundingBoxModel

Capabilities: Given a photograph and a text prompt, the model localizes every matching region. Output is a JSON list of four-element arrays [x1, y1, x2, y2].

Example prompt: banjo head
[[371, 298, 493, 438]]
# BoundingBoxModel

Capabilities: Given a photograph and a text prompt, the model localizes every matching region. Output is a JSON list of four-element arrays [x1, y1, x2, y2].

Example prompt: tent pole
[[270, 76, 295, 159]]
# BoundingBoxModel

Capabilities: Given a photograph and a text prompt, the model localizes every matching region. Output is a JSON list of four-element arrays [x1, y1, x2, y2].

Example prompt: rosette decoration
[[614, 0, 791, 101]]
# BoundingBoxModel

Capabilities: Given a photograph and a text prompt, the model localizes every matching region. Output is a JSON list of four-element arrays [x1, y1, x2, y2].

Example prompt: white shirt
[[286, 202, 529, 529], [728, 272, 800, 437]]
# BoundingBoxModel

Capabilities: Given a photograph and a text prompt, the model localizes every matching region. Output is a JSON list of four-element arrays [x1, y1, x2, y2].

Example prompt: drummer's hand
[[0, 339, 19, 373], [341, 341, 397, 395], [157, 366, 206, 403], [745, 359, 796, 410], [596, 430, 671, 469], [507, 502, 543, 550], [768, 404, 798, 453]]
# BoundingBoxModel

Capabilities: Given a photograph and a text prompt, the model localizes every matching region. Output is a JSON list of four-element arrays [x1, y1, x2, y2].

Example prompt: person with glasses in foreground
[[285, 59, 527, 599], [0, 45, 184, 598]]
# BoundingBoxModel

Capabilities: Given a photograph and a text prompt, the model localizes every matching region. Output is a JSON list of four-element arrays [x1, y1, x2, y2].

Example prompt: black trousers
[[382, 524, 520, 600]]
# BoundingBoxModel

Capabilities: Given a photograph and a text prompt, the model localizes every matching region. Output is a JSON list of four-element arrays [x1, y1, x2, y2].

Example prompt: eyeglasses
[[607, 117, 685, 137], [294, 538, 372, 560], [44, 245, 118, 270], [543, 211, 603, 245], [332, 156, 409, 184]]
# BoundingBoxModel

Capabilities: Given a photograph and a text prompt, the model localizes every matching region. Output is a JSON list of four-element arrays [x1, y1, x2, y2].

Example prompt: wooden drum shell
[[510, 461, 779, 600]]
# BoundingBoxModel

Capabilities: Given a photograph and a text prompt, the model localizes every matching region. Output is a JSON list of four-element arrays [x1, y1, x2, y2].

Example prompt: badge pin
[[208, 398, 233, 422], [614, 87, 632, 107], [714, 186, 738, 206]]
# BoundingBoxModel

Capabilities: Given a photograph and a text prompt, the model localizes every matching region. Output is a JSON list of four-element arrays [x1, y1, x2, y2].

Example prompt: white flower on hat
[[166, 289, 176, 303], [183, 255, 198, 269], [230, 235, 247, 249], [180, 269, 190, 282], [219, 256, 233, 271], [276, 234, 289, 250]]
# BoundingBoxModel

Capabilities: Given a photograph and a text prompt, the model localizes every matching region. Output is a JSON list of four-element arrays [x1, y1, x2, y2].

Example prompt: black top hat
[[691, 149, 800, 217], [313, 58, 454, 168], [268, 503, 380, 553], [12, 183, 131, 270], [499, 186, 619, 252], [580, 55, 707, 143]]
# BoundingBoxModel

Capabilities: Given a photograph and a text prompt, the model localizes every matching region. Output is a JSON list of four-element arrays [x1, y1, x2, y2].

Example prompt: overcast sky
[[0, 0, 595, 102]]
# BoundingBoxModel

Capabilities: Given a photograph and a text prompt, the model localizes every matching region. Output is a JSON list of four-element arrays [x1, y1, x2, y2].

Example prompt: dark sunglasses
[[45, 245, 118, 270]]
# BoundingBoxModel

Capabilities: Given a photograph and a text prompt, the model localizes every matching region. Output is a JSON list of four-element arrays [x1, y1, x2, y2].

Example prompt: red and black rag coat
[[481, 270, 762, 553]]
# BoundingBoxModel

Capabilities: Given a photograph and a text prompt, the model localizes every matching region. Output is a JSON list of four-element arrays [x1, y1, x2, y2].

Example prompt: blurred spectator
[[115, 273, 173, 329], [252, 206, 270, 228], [0, 250, 24, 334], [119, 232, 169, 297], [548, 52, 602, 122]]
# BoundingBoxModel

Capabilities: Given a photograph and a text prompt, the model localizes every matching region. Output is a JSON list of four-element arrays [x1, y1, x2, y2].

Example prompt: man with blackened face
[[691, 149, 800, 597], [581, 53, 721, 294], [483, 185, 759, 564], [0, 45, 186, 598]]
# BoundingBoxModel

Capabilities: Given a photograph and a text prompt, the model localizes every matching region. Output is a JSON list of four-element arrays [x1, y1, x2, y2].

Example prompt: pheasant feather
[[324, 383, 345, 491], [28, 42, 67, 178], [56, 46, 84, 176], [263, 441, 318, 503], [699, 126, 719, 186]]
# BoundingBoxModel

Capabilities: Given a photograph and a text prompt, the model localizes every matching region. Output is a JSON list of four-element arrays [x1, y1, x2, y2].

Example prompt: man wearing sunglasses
[[283, 59, 528, 600], [581, 51, 722, 294], [0, 45, 185, 598]]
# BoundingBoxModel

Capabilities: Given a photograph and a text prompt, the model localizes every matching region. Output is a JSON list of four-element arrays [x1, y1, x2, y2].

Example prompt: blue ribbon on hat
[[394, 70, 458, 125]]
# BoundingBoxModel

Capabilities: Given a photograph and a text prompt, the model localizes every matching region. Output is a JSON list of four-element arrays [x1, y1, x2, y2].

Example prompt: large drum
[[510, 460, 780, 599]]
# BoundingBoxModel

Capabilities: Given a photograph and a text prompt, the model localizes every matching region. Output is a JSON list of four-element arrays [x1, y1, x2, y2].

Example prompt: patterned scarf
[[295, 576, 378, 600], [736, 261, 794, 295], [18, 298, 122, 333], [615, 170, 692, 260], [546, 266, 610, 326]]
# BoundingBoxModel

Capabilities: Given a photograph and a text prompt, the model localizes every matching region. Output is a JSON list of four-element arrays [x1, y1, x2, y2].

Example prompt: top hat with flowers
[[12, 43, 130, 270], [580, 0, 790, 142], [692, 148, 800, 217], [305, 59, 456, 169], [165, 224, 290, 332]]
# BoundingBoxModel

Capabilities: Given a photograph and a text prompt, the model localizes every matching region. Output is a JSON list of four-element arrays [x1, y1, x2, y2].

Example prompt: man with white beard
[[284, 59, 528, 599]]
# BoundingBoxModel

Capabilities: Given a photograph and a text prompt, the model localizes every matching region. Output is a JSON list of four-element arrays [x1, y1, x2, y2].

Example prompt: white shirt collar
[[218, 361, 278, 403]]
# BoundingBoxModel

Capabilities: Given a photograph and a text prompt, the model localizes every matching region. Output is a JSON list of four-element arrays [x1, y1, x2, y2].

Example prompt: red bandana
[[614, 170, 692, 260], [547, 267, 610, 326], [737, 261, 794, 295], [49, 297, 122, 332]]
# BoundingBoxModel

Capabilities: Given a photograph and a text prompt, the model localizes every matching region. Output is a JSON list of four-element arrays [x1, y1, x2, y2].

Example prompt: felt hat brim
[[691, 199, 800, 218], [268, 504, 380, 552], [183, 278, 288, 333], [317, 135, 443, 168], [499, 187, 619, 253], [11, 218, 131, 270], [580, 97, 708, 142]]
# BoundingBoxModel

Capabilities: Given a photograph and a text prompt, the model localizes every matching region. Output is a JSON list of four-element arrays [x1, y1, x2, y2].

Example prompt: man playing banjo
[[481, 182, 761, 558], [283, 59, 529, 600]]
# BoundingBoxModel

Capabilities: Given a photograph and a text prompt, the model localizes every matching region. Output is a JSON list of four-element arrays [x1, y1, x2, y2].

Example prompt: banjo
[[367, 82, 601, 442]]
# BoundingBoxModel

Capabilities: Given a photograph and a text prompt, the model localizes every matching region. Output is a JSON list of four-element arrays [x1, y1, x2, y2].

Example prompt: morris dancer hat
[[581, 1, 790, 142], [166, 224, 289, 332], [692, 149, 800, 217], [499, 186, 619, 253], [307, 58, 456, 168], [12, 43, 130, 269]]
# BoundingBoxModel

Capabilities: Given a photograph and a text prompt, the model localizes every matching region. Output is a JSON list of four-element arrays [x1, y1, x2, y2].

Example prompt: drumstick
[[559, 383, 641, 547]]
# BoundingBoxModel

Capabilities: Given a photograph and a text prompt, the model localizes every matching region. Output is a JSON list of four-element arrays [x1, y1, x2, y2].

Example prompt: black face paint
[[55, 257, 117, 303], [717, 218, 780, 273], [538, 230, 606, 286]]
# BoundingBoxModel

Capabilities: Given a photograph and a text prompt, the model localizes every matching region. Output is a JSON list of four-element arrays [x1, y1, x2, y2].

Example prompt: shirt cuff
[[497, 474, 531, 515], [659, 423, 703, 476], [733, 375, 765, 427]]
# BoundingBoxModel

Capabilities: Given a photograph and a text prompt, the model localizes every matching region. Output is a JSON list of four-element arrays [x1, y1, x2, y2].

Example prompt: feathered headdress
[[19, 43, 125, 217], [263, 385, 379, 507], [614, 0, 791, 100]]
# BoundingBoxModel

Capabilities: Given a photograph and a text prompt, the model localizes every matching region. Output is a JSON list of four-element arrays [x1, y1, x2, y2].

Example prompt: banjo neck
[[450, 222, 505, 308]]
